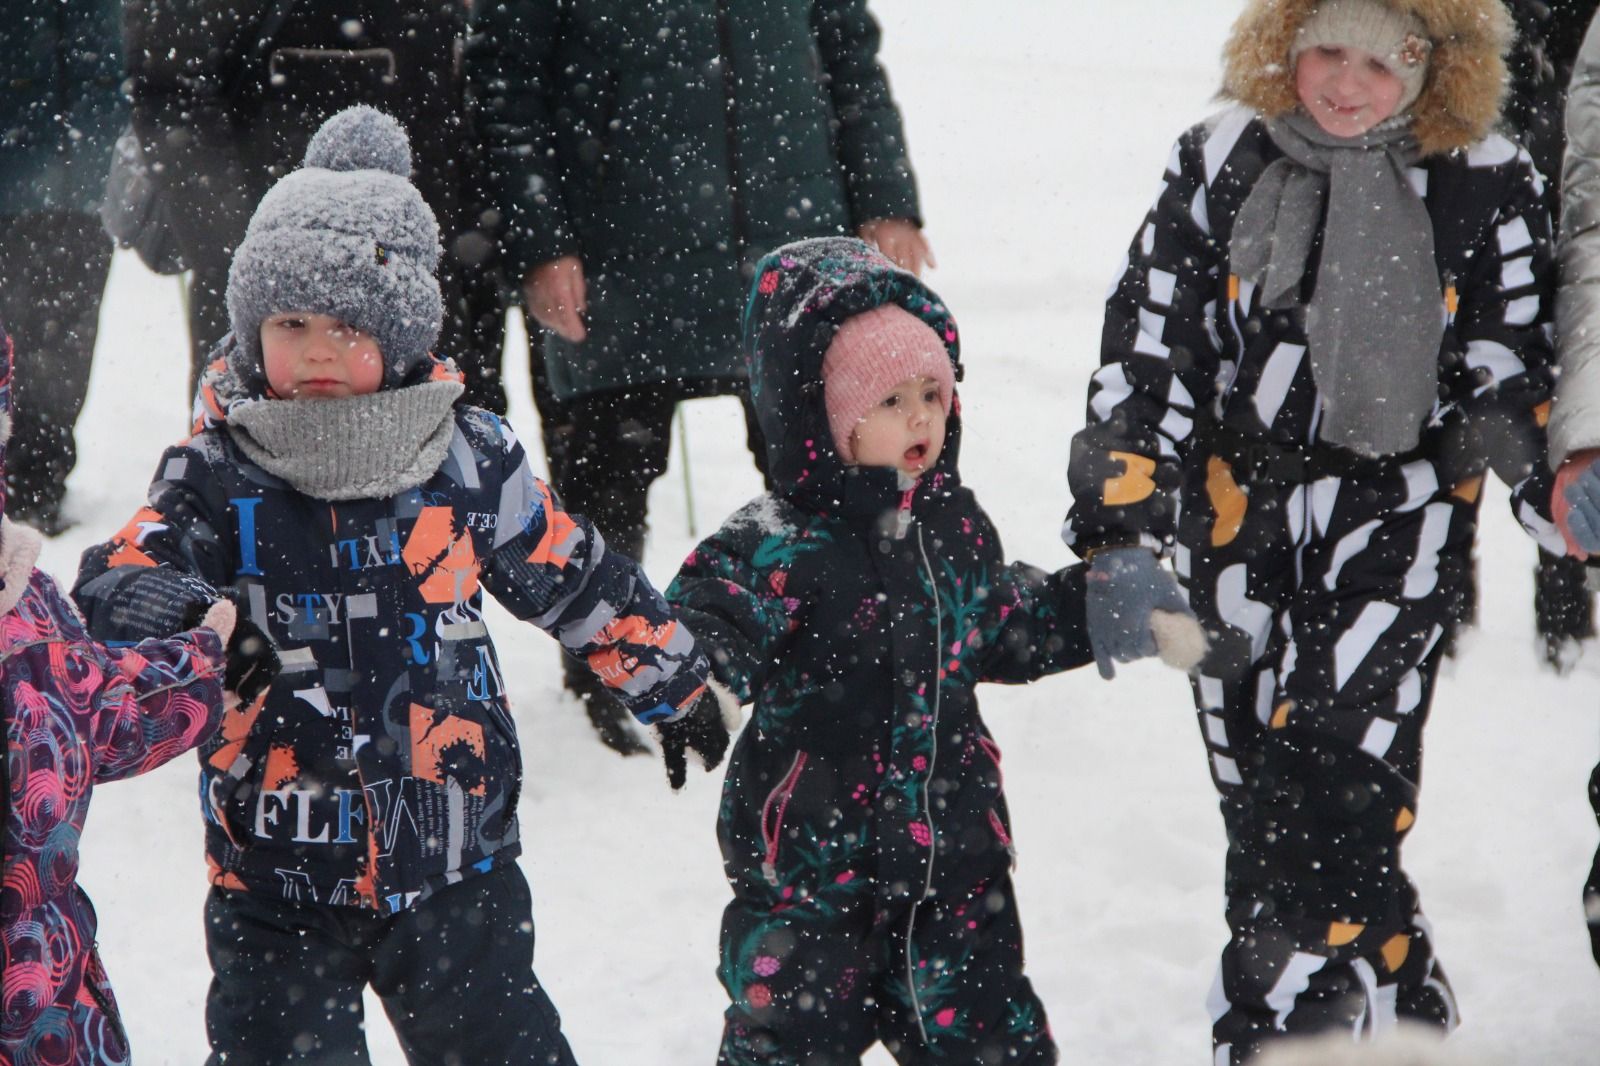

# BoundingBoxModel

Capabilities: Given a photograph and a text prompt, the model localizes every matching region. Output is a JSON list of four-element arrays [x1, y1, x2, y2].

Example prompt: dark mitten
[[226, 617, 281, 705], [1535, 549, 1594, 672], [1085, 546, 1198, 679], [656, 689, 732, 790]]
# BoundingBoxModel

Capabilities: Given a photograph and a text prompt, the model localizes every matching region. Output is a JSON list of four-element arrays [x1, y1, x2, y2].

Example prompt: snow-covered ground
[[55, 2, 1600, 1062]]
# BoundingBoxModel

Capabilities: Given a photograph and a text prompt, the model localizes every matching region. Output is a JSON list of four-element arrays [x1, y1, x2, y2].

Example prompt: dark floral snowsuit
[[670, 238, 1093, 1065]]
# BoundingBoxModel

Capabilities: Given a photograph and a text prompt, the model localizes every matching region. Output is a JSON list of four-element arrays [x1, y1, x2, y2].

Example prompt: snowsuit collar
[[742, 237, 965, 524]]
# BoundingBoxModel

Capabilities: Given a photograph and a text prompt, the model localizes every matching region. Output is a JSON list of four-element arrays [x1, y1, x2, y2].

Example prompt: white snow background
[[47, 2, 1600, 1062]]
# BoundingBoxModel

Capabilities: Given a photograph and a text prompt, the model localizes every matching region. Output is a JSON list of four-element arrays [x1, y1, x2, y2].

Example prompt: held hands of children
[[1085, 546, 1208, 679], [183, 599, 283, 706], [656, 679, 740, 790]]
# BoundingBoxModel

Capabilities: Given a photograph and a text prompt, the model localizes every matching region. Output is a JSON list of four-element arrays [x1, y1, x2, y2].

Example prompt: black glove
[[225, 617, 281, 705], [657, 693, 731, 791]]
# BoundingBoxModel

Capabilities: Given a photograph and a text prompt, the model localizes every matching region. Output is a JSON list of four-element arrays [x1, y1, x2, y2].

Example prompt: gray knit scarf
[[226, 379, 464, 500], [1231, 111, 1441, 457]]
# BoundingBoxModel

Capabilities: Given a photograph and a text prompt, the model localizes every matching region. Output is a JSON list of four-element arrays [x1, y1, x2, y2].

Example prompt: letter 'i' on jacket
[[2, 319, 234, 1061], [72, 350, 709, 915], [668, 237, 1092, 1061]]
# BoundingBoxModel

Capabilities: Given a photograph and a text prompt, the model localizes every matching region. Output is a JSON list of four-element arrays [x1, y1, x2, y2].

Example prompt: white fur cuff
[[1150, 610, 1209, 673], [199, 599, 237, 648], [708, 678, 744, 731]]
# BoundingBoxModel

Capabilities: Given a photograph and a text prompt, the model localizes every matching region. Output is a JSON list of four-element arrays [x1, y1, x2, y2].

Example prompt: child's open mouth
[[904, 442, 929, 465]]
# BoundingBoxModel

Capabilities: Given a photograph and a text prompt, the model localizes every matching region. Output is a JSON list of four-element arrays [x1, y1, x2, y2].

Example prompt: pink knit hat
[[821, 304, 955, 463]]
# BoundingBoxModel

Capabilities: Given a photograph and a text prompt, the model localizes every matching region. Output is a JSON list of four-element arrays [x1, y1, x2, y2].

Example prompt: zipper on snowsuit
[[906, 521, 944, 1049], [760, 750, 809, 887]]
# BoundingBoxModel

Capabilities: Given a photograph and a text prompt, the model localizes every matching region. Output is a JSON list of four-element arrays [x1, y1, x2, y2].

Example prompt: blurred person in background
[[0, 0, 123, 534], [468, 0, 931, 754], [122, 0, 509, 413]]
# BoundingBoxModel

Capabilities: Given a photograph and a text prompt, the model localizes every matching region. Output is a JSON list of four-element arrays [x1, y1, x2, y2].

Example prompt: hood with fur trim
[[1221, 0, 1513, 157]]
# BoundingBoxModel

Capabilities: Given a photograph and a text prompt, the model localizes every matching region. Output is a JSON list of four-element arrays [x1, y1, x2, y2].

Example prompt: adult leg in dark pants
[[204, 863, 578, 1066], [186, 256, 234, 395], [0, 210, 113, 533], [438, 256, 509, 416], [551, 385, 675, 755]]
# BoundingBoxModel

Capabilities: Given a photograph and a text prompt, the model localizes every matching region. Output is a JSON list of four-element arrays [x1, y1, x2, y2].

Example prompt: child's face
[[848, 375, 946, 477], [260, 312, 384, 399], [1295, 44, 1406, 138]]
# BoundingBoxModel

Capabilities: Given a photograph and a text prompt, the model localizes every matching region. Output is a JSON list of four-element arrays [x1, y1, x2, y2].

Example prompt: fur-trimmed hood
[[1221, 0, 1513, 157]]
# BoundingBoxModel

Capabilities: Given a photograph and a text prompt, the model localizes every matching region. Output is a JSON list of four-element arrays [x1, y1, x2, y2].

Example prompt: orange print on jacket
[[402, 505, 480, 604]]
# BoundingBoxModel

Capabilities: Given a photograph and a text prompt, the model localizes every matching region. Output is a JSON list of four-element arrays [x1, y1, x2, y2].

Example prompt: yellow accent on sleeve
[[1104, 451, 1158, 506], [1206, 456, 1248, 547], [1381, 934, 1411, 972], [1328, 921, 1364, 947]]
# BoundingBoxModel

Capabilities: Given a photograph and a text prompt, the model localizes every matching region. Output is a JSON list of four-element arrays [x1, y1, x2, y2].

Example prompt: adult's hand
[[523, 255, 588, 342], [858, 219, 935, 277], [1555, 448, 1600, 559]]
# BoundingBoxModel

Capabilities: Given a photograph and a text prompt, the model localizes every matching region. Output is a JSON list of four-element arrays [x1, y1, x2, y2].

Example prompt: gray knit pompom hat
[[225, 106, 443, 388]]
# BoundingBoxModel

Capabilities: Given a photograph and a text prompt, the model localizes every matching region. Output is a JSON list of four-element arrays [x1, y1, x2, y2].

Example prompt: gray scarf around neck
[[226, 379, 464, 500], [1231, 111, 1441, 457]]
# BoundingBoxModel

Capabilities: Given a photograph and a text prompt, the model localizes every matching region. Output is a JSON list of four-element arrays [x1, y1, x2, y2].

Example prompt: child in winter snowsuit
[[71, 106, 721, 1065], [1063, 2, 1564, 1061], [1, 320, 255, 1064], [668, 236, 1203, 1065]]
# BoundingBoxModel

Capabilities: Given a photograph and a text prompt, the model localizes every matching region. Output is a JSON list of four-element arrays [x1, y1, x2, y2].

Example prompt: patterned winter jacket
[[3, 518, 232, 1063], [1065, 107, 1563, 558], [668, 239, 1092, 945], [73, 353, 708, 914]]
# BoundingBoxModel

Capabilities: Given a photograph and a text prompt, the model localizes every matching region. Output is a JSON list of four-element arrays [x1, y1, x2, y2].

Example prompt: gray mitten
[[1086, 546, 1205, 679], [1563, 460, 1600, 555]]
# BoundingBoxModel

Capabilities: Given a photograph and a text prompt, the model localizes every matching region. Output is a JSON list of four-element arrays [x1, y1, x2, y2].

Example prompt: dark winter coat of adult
[[0, 321, 238, 1064], [122, 0, 505, 407], [1542, 7, 1600, 974], [0, 0, 124, 532], [468, 0, 926, 754], [0, 0, 123, 217], [1064, 0, 1561, 1059], [469, 0, 922, 403], [669, 238, 1093, 1064]]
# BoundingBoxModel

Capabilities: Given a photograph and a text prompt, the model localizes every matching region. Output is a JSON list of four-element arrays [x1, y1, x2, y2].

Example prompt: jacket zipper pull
[[761, 860, 780, 887], [894, 480, 917, 540]]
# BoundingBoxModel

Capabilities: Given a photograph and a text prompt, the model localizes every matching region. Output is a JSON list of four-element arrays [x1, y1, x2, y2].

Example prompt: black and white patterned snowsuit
[[1065, 108, 1563, 1061]]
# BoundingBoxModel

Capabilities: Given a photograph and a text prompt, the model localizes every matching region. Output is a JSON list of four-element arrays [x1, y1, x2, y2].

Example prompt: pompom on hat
[[1291, 0, 1432, 113], [822, 304, 955, 464], [225, 106, 443, 389]]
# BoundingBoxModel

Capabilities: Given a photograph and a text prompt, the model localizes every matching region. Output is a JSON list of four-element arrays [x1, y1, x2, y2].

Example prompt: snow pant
[[183, 249, 508, 414], [1176, 452, 1474, 1063], [0, 210, 111, 520], [202, 862, 578, 1066], [715, 740, 1053, 1065]]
